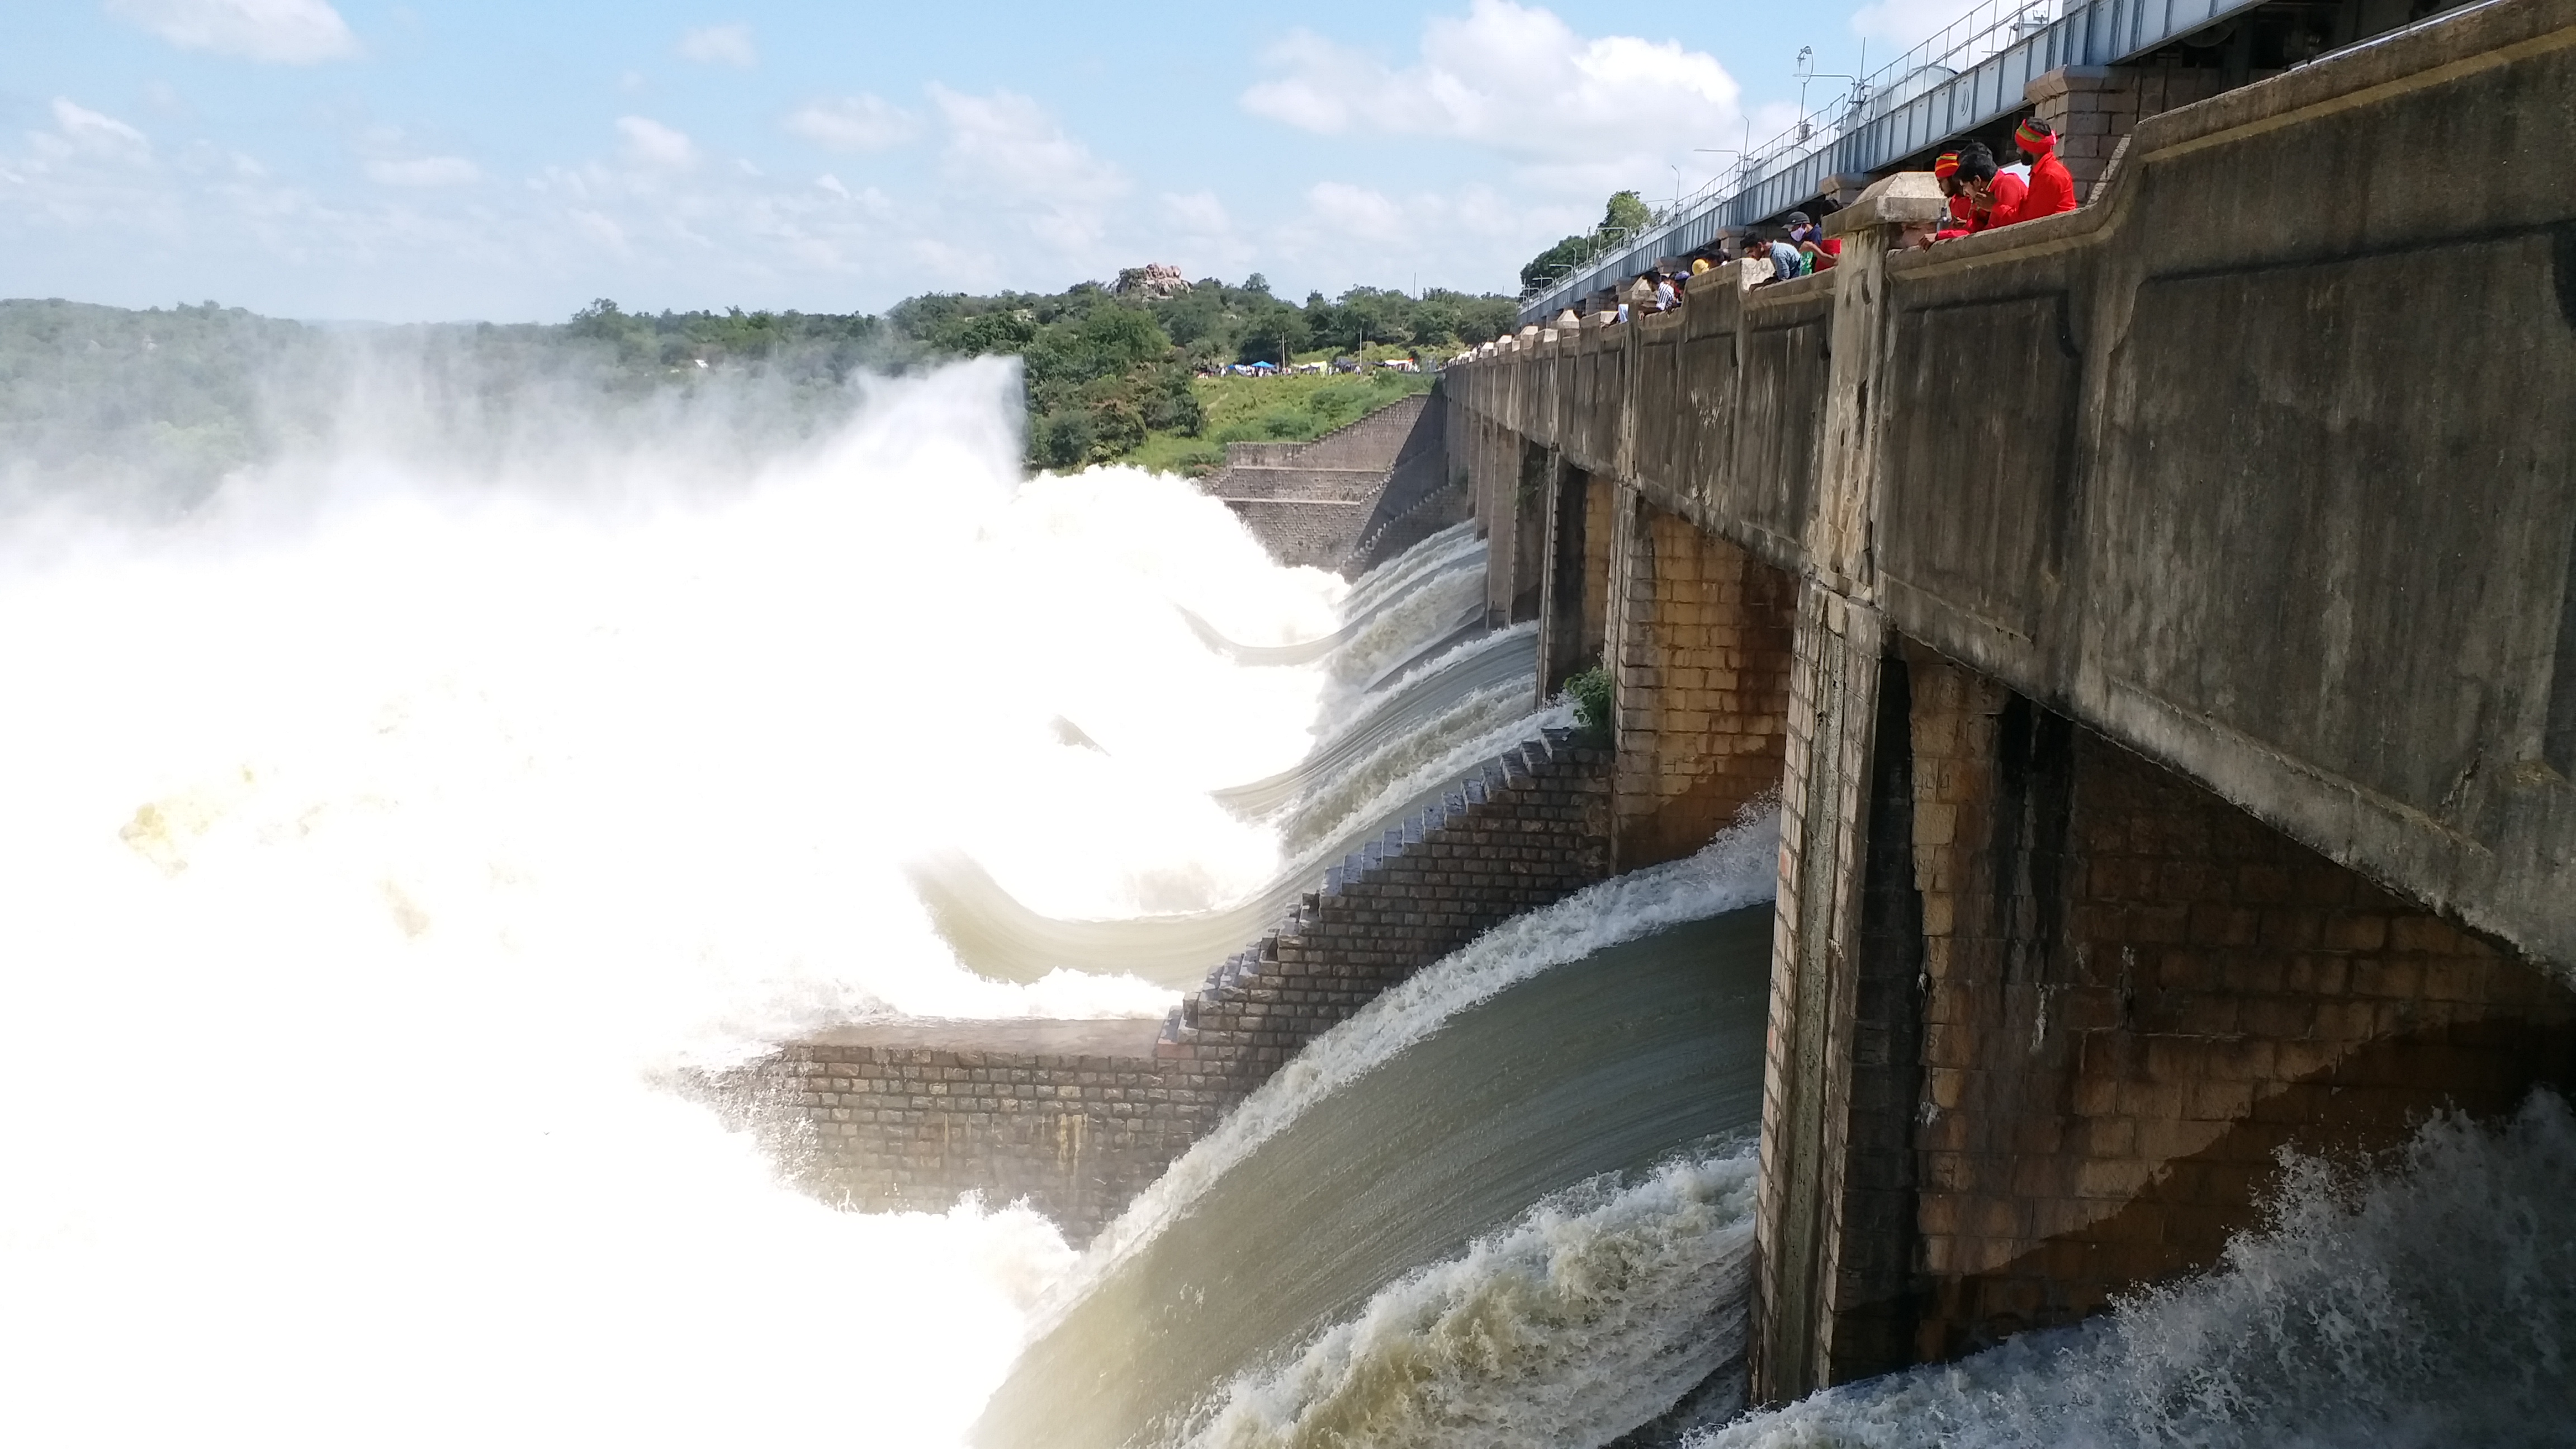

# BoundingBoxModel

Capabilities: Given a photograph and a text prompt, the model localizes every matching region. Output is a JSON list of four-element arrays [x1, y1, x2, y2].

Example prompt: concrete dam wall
[[1443, 0, 2576, 1404], [696, 0, 2576, 1425], [1196, 392, 1463, 572]]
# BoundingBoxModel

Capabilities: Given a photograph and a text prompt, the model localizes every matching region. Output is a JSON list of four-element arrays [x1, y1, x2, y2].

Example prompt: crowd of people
[[1926, 116, 2079, 244], [1614, 113, 2082, 314]]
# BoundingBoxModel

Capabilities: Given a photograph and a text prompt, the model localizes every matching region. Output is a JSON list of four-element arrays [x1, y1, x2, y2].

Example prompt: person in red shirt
[[1930, 151, 1973, 244], [2011, 116, 2078, 221], [1958, 144, 2024, 233]]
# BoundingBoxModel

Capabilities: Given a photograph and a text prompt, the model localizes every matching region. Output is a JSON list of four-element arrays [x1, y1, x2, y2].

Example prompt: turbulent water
[[12, 338, 2573, 1449], [0, 357, 1448, 1445], [976, 822, 1786, 1449], [905, 624, 1552, 988], [1692, 1093, 2576, 1449]]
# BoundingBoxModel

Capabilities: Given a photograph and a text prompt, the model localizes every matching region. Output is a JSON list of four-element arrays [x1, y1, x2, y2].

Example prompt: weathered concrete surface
[[1447, 0, 2576, 1404], [1451, 0, 2576, 977]]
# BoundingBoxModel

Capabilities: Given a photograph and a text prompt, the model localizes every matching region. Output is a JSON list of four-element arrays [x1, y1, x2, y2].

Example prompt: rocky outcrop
[[1112, 263, 1192, 299]]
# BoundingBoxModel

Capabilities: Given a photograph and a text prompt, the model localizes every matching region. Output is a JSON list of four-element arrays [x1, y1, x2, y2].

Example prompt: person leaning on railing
[[1956, 143, 2022, 235], [1926, 151, 1974, 245], [2005, 116, 2077, 222], [1787, 211, 1842, 272]]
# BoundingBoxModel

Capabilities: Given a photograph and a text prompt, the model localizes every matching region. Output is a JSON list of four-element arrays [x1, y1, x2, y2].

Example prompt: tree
[[1519, 190, 1659, 295]]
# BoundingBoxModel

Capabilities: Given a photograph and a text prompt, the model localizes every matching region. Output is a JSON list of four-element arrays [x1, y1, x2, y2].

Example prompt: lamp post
[[1794, 46, 1859, 143]]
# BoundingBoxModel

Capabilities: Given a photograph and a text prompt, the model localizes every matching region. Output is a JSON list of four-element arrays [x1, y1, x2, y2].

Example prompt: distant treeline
[[0, 277, 1521, 505], [568, 276, 1521, 468]]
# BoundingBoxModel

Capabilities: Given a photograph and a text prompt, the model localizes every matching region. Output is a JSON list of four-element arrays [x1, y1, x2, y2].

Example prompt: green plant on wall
[[1564, 666, 1613, 744]]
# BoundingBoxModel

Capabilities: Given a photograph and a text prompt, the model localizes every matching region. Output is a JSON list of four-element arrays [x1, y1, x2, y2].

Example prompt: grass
[[1122, 371, 1434, 476]]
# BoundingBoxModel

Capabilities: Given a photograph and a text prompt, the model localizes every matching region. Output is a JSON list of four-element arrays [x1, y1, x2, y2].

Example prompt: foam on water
[[1692, 1092, 2576, 1449], [1060, 807, 1783, 1313], [903, 629, 1550, 989], [0, 358, 1412, 1445], [1183, 1148, 1762, 1449]]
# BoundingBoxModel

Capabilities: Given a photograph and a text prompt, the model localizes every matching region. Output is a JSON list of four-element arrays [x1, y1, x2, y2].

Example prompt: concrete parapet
[[1445, 0, 2576, 978]]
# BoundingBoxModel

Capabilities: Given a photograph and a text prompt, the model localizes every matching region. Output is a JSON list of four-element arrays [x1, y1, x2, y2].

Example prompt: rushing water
[[1690, 1092, 2576, 1449], [905, 625, 1552, 988], [11, 340, 2572, 1449], [977, 822, 1784, 1449], [0, 358, 1437, 1446]]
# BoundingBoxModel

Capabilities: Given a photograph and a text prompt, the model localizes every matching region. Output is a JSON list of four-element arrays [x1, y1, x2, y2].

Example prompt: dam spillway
[[806, 4, 2576, 1441], [975, 883, 1778, 1449], [11, 3, 2575, 1442]]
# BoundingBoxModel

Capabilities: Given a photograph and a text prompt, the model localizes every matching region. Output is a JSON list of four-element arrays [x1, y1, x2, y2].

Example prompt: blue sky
[[0, 0, 1971, 321]]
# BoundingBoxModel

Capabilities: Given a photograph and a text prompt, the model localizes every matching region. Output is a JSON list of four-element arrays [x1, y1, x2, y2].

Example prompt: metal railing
[[1518, 0, 2271, 320]]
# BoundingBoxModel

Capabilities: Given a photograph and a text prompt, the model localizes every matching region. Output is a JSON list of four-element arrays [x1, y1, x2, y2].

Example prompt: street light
[[1794, 46, 1858, 142]]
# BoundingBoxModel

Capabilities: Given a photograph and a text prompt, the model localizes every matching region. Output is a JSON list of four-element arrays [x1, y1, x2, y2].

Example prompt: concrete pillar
[[1753, 590, 1894, 1404], [1897, 646, 2576, 1361], [1603, 495, 1799, 870], [1535, 461, 1606, 700], [1753, 172, 1947, 1405], [1488, 438, 1551, 628]]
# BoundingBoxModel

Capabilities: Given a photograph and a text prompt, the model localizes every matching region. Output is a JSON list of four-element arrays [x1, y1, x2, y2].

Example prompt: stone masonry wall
[[2025, 63, 2226, 198], [1899, 647, 2576, 1361], [1159, 727, 1613, 1086], [708, 1023, 1218, 1242], [712, 729, 1611, 1243], [1610, 501, 1799, 872], [1201, 393, 1438, 572], [1350, 476, 1472, 575]]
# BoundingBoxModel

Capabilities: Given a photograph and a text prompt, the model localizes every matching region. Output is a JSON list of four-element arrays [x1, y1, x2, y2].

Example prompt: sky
[[0, 0, 1981, 322]]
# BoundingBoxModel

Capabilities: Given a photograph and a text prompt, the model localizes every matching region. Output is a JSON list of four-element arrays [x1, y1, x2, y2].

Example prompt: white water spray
[[0, 359, 1388, 1446], [1689, 1092, 2576, 1449]]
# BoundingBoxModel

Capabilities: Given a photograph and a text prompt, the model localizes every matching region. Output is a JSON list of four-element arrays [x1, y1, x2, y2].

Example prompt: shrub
[[1564, 666, 1613, 742]]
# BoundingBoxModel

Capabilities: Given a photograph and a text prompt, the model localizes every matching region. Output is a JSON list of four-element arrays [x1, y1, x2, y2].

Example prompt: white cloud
[[49, 99, 152, 159], [1305, 182, 1411, 245], [366, 156, 480, 187], [1160, 190, 1231, 235], [676, 23, 757, 68], [784, 94, 916, 153], [616, 116, 699, 169], [1241, 0, 1741, 171], [568, 207, 629, 253], [929, 86, 1129, 249], [105, 0, 359, 64]]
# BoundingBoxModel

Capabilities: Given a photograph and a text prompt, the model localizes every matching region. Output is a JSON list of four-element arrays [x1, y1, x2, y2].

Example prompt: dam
[[692, 2, 2576, 1441], [4, 2, 2568, 1445]]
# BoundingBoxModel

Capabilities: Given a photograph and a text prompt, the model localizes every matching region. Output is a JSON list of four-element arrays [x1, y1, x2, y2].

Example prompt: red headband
[[2015, 119, 2054, 153], [1933, 151, 1960, 179]]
